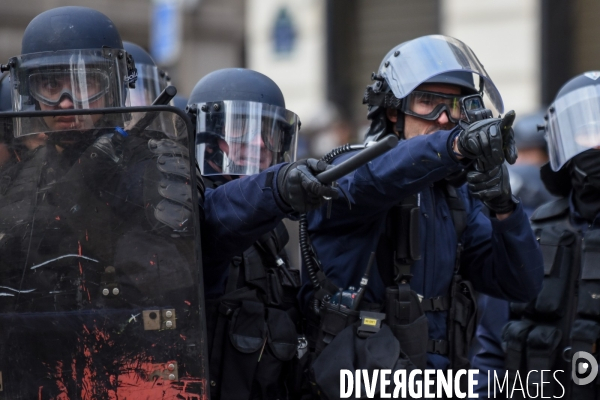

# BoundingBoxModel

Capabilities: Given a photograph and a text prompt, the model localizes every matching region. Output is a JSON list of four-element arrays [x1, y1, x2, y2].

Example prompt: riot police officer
[[508, 111, 557, 217], [469, 111, 559, 399], [503, 71, 600, 398], [299, 35, 544, 397], [189, 67, 337, 400], [0, 73, 12, 166], [122, 41, 168, 106]]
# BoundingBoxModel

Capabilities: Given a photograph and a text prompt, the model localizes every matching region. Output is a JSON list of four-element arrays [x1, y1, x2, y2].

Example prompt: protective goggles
[[28, 70, 111, 106], [403, 91, 486, 123]]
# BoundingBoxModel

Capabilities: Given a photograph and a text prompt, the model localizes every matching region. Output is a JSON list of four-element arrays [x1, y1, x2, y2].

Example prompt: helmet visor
[[9, 49, 130, 113], [128, 64, 167, 107], [196, 100, 299, 176], [380, 35, 504, 113], [546, 85, 600, 171]]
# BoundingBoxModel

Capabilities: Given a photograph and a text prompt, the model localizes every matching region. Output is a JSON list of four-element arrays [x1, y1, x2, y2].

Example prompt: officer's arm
[[459, 189, 544, 302], [326, 129, 464, 221], [202, 164, 290, 267]]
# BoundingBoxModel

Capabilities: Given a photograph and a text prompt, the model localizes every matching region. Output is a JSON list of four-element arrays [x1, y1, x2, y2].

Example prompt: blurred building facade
[[0, 0, 598, 140]]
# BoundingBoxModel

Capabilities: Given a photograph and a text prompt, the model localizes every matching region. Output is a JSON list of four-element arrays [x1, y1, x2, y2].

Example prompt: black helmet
[[189, 68, 286, 106], [171, 95, 188, 112], [7, 7, 136, 116], [363, 35, 501, 141], [513, 110, 546, 150], [189, 68, 299, 176], [0, 73, 13, 145], [0, 73, 11, 112], [123, 41, 168, 106], [544, 71, 600, 171]]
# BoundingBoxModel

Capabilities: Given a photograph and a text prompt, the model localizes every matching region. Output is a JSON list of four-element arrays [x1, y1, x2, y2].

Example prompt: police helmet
[[0, 74, 13, 145], [363, 35, 502, 140], [189, 68, 299, 176], [8, 7, 136, 114], [544, 71, 600, 171], [513, 110, 546, 151], [123, 41, 168, 106], [0, 73, 11, 112], [171, 95, 188, 112]]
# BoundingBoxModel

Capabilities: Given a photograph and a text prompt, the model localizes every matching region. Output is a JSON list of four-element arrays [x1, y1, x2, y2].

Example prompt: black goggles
[[403, 91, 487, 123]]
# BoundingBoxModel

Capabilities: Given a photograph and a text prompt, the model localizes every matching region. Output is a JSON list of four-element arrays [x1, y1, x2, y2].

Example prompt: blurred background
[[0, 0, 596, 153]]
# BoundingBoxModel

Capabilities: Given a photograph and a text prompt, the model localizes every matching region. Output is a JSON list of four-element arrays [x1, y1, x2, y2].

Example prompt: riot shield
[[0, 106, 208, 399]]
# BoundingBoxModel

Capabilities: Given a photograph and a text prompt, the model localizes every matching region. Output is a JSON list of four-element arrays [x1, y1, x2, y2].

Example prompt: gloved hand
[[500, 110, 518, 165], [277, 159, 340, 213], [457, 111, 518, 170], [91, 128, 127, 164], [466, 163, 517, 215]]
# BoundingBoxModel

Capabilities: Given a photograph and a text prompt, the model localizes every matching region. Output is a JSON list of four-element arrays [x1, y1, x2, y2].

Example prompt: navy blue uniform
[[470, 295, 510, 398], [299, 128, 544, 370], [201, 164, 293, 297]]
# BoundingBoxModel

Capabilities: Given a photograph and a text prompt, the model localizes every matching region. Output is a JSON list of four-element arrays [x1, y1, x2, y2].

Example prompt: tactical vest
[[303, 143, 478, 373], [203, 178, 303, 400], [503, 197, 600, 399]]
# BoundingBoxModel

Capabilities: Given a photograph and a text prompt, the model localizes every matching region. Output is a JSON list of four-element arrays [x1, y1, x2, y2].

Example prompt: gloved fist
[[457, 111, 518, 170], [500, 110, 518, 165], [277, 158, 340, 213], [91, 128, 127, 164], [467, 163, 517, 215]]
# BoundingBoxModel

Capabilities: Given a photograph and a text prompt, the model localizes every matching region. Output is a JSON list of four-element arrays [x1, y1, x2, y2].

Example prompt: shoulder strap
[[443, 183, 467, 241]]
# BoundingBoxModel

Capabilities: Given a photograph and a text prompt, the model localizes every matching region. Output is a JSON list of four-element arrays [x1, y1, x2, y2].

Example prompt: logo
[[584, 71, 600, 80], [572, 351, 598, 385]]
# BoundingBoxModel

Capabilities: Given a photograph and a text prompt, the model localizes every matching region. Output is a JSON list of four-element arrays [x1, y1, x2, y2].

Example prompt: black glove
[[457, 111, 517, 170], [467, 163, 517, 215], [64, 130, 127, 191], [277, 159, 340, 213], [500, 110, 518, 165]]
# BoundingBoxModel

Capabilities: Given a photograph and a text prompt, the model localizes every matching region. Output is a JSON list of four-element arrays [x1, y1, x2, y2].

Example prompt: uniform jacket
[[202, 164, 293, 297], [298, 128, 544, 370]]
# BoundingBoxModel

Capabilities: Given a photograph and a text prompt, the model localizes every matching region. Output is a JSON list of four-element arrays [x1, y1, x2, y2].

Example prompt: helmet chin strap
[[394, 112, 405, 140]]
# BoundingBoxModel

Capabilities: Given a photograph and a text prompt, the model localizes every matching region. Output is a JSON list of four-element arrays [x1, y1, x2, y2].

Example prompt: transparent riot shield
[[0, 106, 208, 399]]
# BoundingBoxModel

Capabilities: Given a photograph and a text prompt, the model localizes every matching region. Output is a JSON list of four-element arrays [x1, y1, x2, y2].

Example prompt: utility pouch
[[385, 284, 428, 370], [446, 275, 477, 370], [577, 230, 600, 319], [315, 302, 360, 355], [219, 300, 267, 400], [525, 325, 563, 396], [502, 320, 534, 377], [534, 226, 576, 319], [253, 307, 298, 400], [266, 267, 301, 309]]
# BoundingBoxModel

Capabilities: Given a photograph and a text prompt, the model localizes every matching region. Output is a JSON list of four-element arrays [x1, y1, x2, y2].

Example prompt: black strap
[[225, 256, 242, 294], [444, 184, 467, 239], [581, 230, 600, 280], [421, 296, 450, 312], [427, 339, 449, 355]]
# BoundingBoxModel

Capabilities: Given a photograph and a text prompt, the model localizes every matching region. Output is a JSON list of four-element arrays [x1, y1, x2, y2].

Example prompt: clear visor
[[11, 109, 125, 138], [380, 35, 504, 113], [9, 49, 130, 115], [546, 84, 600, 171], [128, 64, 168, 107], [196, 100, 299, 176]]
